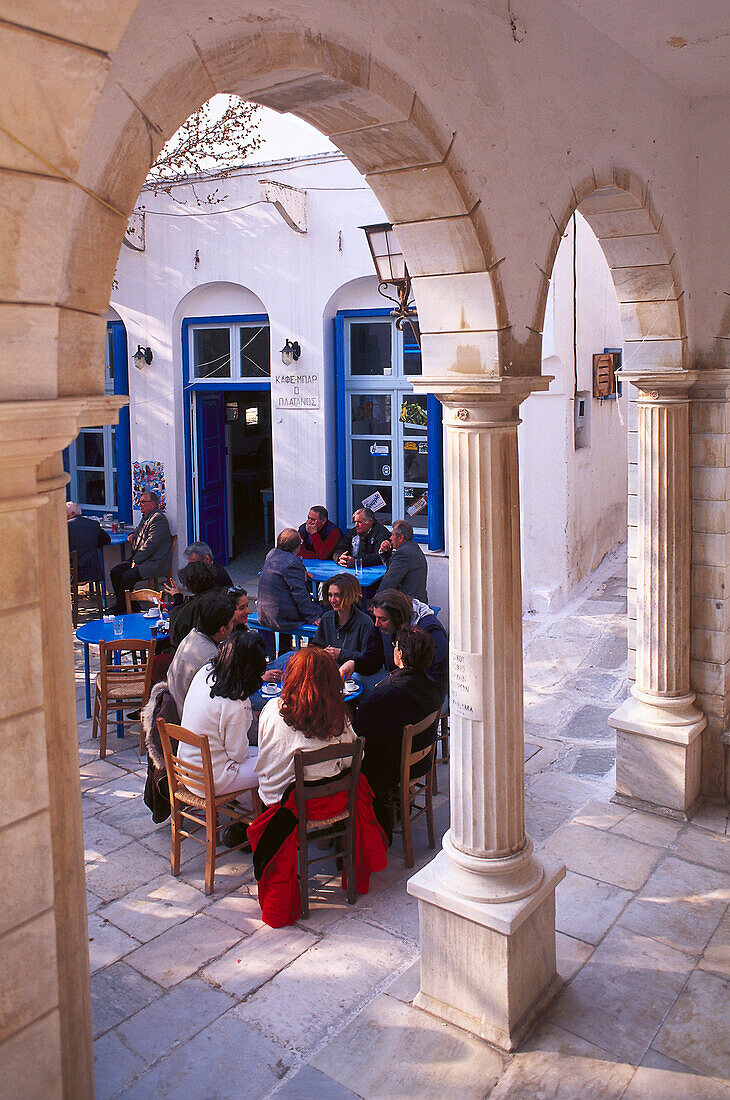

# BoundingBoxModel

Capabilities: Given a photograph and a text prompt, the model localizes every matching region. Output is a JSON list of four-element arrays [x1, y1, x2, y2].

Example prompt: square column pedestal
[[409, 849, 565, 1050]]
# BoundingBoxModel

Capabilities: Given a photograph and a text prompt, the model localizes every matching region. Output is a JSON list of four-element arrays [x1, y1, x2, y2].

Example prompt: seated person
[[167, 560, 222, 650], [166, 591, 235, 715], [255, 647, 357, 807], [334, 507, 390, 568], [371, 589, 448, 697], [183, 540, 233, 588], [355, 626, 445, 835], [110, 491, 172, 613], [376, 519, 428, 602], [257, 529, 321, 641], [312, 573, 383, 676], [66, 501, 110, 584], [228, 585, 282, 686], [179, 630, 267, 796], [297, 505, 341, 561]]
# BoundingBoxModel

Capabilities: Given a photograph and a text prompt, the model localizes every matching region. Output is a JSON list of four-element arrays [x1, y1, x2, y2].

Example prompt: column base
[[608, 690, 705, 817], [408, 850, 565, 1051]]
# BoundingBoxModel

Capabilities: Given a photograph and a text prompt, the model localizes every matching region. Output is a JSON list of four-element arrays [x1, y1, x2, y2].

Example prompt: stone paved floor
[[75, 544, 730, 1098]]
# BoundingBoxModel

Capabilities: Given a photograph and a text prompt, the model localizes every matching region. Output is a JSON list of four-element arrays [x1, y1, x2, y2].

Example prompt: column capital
[[689, 368, 730, 398], [410, 374, 552, 426], [0, 395, 127, 469], [622, 368, 698, 403]]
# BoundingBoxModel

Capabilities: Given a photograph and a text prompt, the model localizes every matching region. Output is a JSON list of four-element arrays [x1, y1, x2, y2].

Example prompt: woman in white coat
[[180, 630, 267, 795]]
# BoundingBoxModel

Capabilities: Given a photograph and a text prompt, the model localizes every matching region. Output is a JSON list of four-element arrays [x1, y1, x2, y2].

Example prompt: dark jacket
[[312, 608, 384, 674], [355, 669, 444, 803], [213, 562, 233, 588], [169, 588, 224, 651], [377, 539, 428, 602], [67, 515, 110, 582], [257, 547, 321, 631], [297, 519, 341, 560], [335, 520, 391, 566], [130, 509, 173, 580]]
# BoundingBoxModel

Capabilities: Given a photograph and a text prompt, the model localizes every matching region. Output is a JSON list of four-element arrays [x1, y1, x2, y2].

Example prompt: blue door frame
[[181, 315, 270, 559]]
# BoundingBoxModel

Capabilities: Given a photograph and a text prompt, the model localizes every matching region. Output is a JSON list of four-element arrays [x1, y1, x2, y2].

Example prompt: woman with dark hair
[[312, 573, 383, 675], [355, 625, 445, 835], [370, 588, 449, 697], [179, 630, 267, 795], [168, 559, 222, 650], [255, 647, 357, 807]]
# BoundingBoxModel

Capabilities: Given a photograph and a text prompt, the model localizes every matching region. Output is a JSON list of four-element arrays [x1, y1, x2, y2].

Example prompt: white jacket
[[179, 662, 255, 793], [255, 698, 357, 807]]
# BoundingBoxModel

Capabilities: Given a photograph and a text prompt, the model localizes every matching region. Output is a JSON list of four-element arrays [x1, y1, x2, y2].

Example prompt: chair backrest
[[99, 639, 156, 701], [70, 549, 79, 586], [166, 533, 178, 584], [400, 708, 442, 784], [293, 738, 364, 820], [157, 718, 214, 800], [125, 587, 162, 614]]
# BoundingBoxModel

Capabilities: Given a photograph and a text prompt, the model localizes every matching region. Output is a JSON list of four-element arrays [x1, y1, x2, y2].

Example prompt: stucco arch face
[[69, 17, 506, 401], [536, 169, 685, 373]]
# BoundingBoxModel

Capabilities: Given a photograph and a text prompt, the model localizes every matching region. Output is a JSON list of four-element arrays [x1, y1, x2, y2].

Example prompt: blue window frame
[[64, 320, 132, 523], [334, 309, 444, 551], [181, 314, 271, 554]]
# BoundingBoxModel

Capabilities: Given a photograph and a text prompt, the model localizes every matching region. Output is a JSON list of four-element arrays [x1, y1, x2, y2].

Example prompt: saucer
[[343, 680, 359, 695], [261, 684, 281, 697], [145, 608, 158, 618]]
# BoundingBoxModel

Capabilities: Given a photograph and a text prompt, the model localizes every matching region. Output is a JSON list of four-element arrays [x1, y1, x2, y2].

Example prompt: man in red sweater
[[296, 505, 341, 560]]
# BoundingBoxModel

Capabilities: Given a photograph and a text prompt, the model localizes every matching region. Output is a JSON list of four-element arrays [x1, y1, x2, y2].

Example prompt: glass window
[[400, 394, 427, 431], [349, 321, 392, 376], [351, 483, 392, 527], [403, 321, 422, 376], [77, 431, 105, 468], [350, 394, 391, 435], [193, 328, 231, 379], [240, 326, 270, 378], [403, 440, 428, 483], [79, 470, 106, 507], [352, 439, 391, 481]]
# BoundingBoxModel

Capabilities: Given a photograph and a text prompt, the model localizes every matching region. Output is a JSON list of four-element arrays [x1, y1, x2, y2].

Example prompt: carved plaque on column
[[450, 650, 483, 719]]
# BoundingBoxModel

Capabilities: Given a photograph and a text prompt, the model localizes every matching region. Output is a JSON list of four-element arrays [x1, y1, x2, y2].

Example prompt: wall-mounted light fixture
[[280, 339, 301, 366], [360, 222, 420, 346], [133, 345, 153, 370]]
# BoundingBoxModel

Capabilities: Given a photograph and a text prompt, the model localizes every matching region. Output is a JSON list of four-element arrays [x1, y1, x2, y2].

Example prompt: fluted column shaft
[[635, 392, 691, 698], [446, 400, 526, 859]]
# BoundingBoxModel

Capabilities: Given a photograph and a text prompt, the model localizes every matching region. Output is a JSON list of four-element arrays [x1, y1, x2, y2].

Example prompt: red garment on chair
[[248, 774, 388, 928]]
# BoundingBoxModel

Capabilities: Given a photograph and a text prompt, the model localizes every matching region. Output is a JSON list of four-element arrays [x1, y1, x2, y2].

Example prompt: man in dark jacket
[[183, 540, 232, 588], [257, 529, 321, 634], [335, 507, 390, 567], [66, 501, 110, 583], [297, 505, 341, 560], [371, 588, 448, 697], [110, 491, 173, 612], [377, 519, 428, 603]]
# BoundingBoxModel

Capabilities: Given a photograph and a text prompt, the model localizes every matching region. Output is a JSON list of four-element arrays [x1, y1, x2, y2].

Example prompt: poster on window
[[133, 461, 166, 510]]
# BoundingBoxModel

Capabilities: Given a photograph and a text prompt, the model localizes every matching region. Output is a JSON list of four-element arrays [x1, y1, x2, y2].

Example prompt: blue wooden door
[[195, 392, 228, 563]]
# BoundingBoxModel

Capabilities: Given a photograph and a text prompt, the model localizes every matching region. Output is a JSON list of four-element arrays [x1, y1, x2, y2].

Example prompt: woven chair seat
[[94, 675, 146, 699], [176, 785, 253, 810], [306, 810, 349, 831]]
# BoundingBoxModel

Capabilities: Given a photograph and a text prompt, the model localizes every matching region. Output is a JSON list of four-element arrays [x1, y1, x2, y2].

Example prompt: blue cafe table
[[302, 558, 386, 598], [249, 650, 363, 713], [76, 612, 169, 724]]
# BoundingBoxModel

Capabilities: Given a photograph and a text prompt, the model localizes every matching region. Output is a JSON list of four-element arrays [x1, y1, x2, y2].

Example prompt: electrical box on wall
[[574, 390, 590, 449], [592, 350, 622, 399]]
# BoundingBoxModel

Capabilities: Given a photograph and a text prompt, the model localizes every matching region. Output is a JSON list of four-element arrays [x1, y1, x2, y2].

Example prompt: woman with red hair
[[255, 646, 357, 807]]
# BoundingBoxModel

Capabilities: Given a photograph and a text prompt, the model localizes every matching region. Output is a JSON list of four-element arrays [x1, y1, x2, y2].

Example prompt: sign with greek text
[[274, 371, 320, 409], [450, 650, 483, 720]]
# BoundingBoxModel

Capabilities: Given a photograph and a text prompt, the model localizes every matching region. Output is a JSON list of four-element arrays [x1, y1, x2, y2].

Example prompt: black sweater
[[311, 608, 384, 674]]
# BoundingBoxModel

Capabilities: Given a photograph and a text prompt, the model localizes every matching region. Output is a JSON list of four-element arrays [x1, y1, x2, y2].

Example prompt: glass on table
[[113, 617, 124, 637]]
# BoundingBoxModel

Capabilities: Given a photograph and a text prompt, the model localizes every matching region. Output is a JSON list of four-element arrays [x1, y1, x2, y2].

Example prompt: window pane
[[77, 430, 104, 468], [79, 470, 106, 507], [352, 484, 392, 528], [112, 470, 118, 509], [403, 440, 428, 483], [193, 328, 230, 379], [240, 326, 270, 378], [349, 322, 391, 376], [403, 321, 422, 375], [400, 394, 427, 431], [352, 439, 391, 482], [404, 486, 428, 527], [350, 394, 391, 435]]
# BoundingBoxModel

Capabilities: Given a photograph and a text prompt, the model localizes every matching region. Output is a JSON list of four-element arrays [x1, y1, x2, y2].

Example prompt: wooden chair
[[157, 719, 262, 896], [293, 738, 364, 918], [396, 709, 441, 867], [91, 639, 156, 758], [150, 532, 178, 590], [125, 587, 162, 614], [432, 704, 450, 795]]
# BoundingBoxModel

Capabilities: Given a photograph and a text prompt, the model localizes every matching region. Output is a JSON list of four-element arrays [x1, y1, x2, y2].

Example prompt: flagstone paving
[[74, 544, 730, 1098]]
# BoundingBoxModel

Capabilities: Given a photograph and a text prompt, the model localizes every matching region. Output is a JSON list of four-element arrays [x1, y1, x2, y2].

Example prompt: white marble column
[[0, 396, 123, 1097], [408, 378, 564, 1051], [609, 371, 706, 816]]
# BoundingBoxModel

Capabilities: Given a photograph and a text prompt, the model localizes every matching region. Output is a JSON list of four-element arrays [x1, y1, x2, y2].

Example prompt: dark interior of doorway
[[225, 390, 272, 577]]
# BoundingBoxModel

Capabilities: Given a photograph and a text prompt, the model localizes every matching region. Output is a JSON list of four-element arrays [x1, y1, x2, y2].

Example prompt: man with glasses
[[109, 490, 173, 613]]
